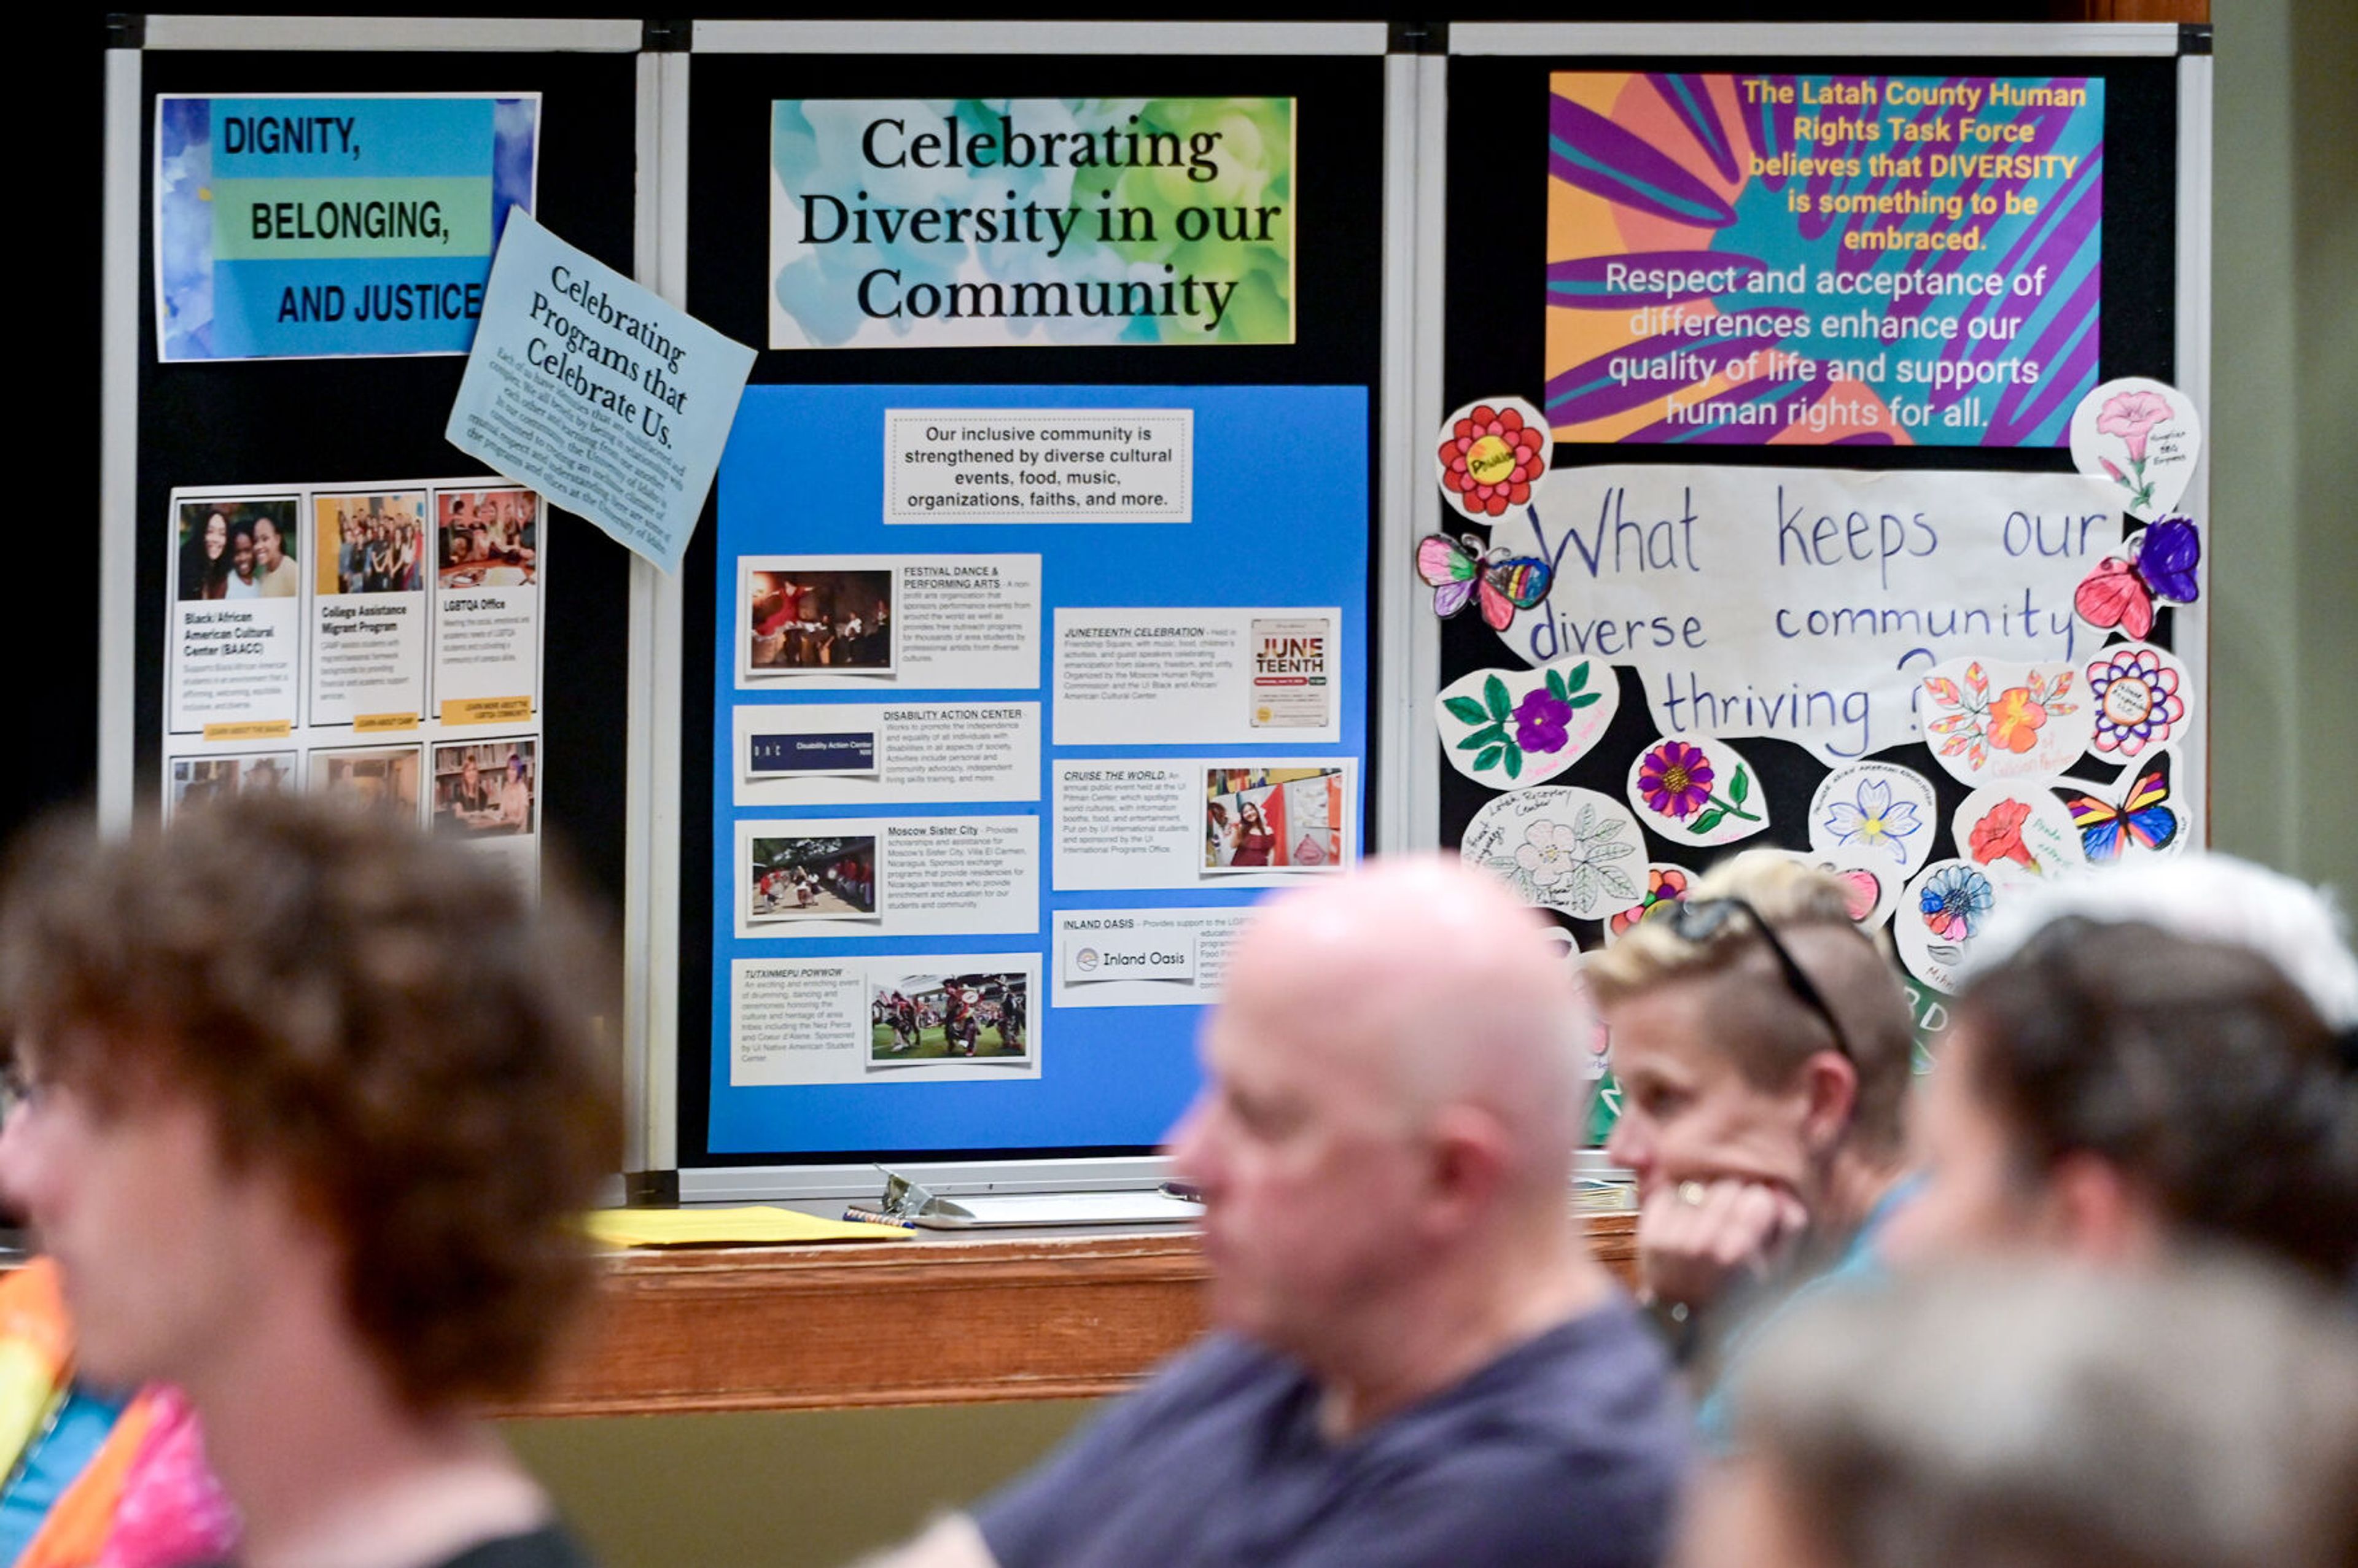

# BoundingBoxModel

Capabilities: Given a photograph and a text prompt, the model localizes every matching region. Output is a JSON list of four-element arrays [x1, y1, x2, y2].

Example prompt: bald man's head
[[1223, 858, 1594, 1180], [1169, 858, 1593, 1356]]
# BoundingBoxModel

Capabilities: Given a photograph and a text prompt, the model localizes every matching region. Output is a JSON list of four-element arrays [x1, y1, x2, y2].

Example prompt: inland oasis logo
[[770, 98, 1297, 349]]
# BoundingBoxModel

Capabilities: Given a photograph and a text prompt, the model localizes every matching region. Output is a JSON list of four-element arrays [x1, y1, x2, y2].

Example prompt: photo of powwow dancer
[[748, 836, 878, 922], [869, 972, 1030, 1064]]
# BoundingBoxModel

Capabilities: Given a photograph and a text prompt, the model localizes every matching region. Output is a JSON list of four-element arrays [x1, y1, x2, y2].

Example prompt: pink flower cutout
[[2097, 389, 2173, 465]]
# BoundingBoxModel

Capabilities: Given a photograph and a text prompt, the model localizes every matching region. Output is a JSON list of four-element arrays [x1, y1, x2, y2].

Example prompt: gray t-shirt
[[975, 1299, 1689, 1568]]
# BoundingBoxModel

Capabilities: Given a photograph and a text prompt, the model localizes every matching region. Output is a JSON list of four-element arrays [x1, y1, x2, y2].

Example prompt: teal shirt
[[1694, 1176, 1918, 1451], [0, 1383, 131, 1561]]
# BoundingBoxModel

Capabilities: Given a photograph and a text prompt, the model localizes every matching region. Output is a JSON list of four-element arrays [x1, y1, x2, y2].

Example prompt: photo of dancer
[[438, 489, 540, 588], [746, 569, 893, 673], [749, 836, 879, 922], [312, 746, 422, 818], [870, 971, 1029, 1065], [432, 741, 537, 836], [315, 492, 427, 595], [176, 498, 295, 602], [1203, 766, 1348, 873], [168, 753, 294, 814]]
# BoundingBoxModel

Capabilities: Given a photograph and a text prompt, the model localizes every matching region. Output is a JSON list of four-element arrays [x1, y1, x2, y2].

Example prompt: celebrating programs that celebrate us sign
[[1544, 72, 2102, 446]]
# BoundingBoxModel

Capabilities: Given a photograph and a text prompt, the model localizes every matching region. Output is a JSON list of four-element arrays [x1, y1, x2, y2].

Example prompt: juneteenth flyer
[[769, 98, 1296, 349], [1545, 73, 2103, 446], [154, 94, 540, 361]]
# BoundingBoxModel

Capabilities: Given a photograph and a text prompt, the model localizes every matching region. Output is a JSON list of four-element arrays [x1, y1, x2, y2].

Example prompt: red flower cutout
[[1967, 798, 2040, 872], [1438, 405, 1546, 518]]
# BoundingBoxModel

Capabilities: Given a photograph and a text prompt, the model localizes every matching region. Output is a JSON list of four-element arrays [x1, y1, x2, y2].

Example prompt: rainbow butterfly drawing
[[2053, 754, 2181, 862], [1416, 532, 1553, 632]]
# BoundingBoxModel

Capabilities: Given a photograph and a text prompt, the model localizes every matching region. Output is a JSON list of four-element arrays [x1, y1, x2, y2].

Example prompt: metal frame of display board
[[1404, 21, 2214, 853]]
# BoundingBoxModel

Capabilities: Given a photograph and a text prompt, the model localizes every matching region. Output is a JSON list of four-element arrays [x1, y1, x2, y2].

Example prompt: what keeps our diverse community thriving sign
[[769, 98, 1297, 349], [1546, 73, 2103, 447], [155, 95, 540, 362]]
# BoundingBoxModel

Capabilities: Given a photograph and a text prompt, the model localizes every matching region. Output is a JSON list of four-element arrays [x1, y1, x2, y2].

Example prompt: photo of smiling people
[[314, 492, 426, 595], [177, 497, 298, 601], [311, 745, 422, 820], [870, 969, 1030, 1068], [432, 740, 536, 836], [1203, 766, 1348, 873], [168, 753, 295, 815], [749, 835, 879, 923], [438, 488, 539, 588], [747, 569, 894, 673]]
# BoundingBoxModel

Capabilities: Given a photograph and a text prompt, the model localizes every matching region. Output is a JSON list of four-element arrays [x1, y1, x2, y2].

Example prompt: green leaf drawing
[[1504, 744, 1523, 779], [1474, 745, 1504, 771], [1593, 838, 1638, 861], [1443, 696, 1489, 725], [1689, 808, 1727, 835], [1484, 675, 1511, 722], [1569, 693, 1600, 710], [1546, 669, 1568, 702], [1571, 863, 1598, 908], [1457, 724, 1507, 751], [1599, 864, 1639, 902], [1729, 766, 1751, 805], [1568, 661, 1590, 693]]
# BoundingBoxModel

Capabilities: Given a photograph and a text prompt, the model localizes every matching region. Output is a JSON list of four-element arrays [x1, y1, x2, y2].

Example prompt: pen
[[1159, 1180, 1204, 1203]]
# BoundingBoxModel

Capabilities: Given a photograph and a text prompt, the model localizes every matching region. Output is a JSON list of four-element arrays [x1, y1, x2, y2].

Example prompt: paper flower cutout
[[1967, 798, 2040, 873], [1924, 662, 2077, 772], [2095, 388, 2175, 513], [1438, 404, 1546, 518], [1918, 863, 1994, 943], [1501, 801, 1638, 910], [1635, 740, 1761, 836], [1609, 866, 1691, 937], [1446, 664, 1602, 783], [1819, 776, 1924, 866], [2087, 648, 2184, 756]]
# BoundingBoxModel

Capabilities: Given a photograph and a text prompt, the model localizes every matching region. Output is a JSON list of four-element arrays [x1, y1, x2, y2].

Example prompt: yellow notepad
[[583, 1206, 911, 1248]]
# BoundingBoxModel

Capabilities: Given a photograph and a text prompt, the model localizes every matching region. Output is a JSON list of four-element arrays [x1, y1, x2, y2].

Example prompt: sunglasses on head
[[1663, 896, 1856, 1064]]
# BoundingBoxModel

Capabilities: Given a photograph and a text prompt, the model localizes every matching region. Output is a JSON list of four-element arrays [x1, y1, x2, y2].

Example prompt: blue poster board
[[708, 383, 1369, 1157]]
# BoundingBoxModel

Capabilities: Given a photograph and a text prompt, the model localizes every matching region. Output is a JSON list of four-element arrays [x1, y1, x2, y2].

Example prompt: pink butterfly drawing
[[1416, 532, 1553, 632]]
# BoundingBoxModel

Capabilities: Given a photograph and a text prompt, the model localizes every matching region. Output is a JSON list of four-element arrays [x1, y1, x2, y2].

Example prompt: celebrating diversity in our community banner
[[768, 98, 1296, 349], [155, 94, 540, 361], [1545, 72, 2103, 446]]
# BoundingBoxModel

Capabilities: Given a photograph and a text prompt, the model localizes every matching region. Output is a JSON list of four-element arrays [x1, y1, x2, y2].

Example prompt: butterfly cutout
[[2074, 518, 2201, 640], [1416, 531, 1553, 631], [2054, 754, 2179, 863]]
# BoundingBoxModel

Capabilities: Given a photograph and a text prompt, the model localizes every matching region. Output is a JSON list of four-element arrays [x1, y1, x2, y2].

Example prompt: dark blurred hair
[[0, 794, 621, 1411], [1953, 917, 2358, 1279]]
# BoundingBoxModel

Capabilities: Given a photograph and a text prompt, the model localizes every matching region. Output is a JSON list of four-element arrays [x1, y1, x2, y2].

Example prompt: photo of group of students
[[746, 569, 893, 672], [430, 740, 537, 837], [869, 970, 1029, 1066], [438, 488, 539, 588], [174, 498, 300, 600], [316, 492, 427, 596], [748, 834, 877, 921]]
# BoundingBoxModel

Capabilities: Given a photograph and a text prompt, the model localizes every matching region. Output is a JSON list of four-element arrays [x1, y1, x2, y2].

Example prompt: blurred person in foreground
[[874, 858, 1689, 1568], [1675, 1260, 2358, 1568], [1584, 854, 1916, 1442], [1888, 912, 2358, 1285], [0, 794, 621, 1568]]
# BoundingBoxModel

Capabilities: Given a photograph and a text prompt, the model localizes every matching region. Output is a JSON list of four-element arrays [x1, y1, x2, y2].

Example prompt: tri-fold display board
[[99, 19, 2212, 1195]]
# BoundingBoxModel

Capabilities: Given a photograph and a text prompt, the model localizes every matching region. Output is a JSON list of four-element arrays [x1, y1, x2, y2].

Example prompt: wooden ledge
[[504, 1213, 1637, 1419]]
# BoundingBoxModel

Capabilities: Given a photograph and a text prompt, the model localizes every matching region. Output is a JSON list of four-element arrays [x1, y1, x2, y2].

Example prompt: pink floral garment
[[95, 1387, 238, 1568]]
